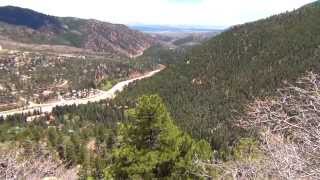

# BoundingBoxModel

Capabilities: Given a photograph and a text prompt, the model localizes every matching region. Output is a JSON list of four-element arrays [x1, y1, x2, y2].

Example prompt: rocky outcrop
[[83, 20, 155, 57]]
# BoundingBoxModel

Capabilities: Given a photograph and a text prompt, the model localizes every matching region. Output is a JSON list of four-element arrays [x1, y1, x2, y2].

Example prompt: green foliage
[[115, 1, 320, 156], [233, 138, 260, 161], [98, 79, 117, 91], [0, 95, 213, 179], [0, 102, 123, 178], [106, 95, 212, 179], [133, 45, 187, 66], [53, 32, 85, 47]]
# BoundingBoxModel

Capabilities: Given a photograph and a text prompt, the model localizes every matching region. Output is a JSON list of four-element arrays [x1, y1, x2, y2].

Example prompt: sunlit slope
[[116, 1, 320, 150]]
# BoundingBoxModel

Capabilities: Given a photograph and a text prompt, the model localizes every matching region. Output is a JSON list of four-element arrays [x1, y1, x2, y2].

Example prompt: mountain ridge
[[115, 0, 320, 150], [0, 6, 156, 57]]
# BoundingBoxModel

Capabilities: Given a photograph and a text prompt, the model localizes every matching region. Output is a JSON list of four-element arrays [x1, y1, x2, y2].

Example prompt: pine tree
[[105, 95, 212, 179]]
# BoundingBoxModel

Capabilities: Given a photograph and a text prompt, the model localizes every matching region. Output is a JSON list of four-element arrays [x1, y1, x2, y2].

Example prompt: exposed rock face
[[83, 20, 155, 57], [0, 6, 156, 57]]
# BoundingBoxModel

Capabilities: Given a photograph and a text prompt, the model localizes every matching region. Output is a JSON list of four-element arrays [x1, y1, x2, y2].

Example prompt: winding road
[[0, 67, 164, 118]]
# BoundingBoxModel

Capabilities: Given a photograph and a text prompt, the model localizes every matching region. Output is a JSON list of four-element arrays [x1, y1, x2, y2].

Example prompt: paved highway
[[0, 67, 163, 118]]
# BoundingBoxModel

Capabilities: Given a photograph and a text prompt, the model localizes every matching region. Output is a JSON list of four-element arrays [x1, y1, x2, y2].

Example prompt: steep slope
[[0, 6, 155, 57], [115, 1, 320, 150], [80, 19, 155, 57], [0, 6, 62, 30]]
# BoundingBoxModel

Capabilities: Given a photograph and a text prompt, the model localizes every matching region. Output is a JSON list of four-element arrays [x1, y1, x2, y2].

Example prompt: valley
[[1, 1, 320, 179], [0, 65, 164, 118], [0, 46, 158, 111]]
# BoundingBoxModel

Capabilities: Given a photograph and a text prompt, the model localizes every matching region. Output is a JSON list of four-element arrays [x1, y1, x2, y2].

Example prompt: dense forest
[[0, 96, 220, 179], [134, 44, 188, 66], [115, 1, 320, 154], [0, 101, 122, 178], [0, 6, 62, 30], [1, 1, 320, 179]]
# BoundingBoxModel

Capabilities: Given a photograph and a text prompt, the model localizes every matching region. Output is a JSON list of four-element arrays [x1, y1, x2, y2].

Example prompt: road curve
[[0, 67, 164, 118]]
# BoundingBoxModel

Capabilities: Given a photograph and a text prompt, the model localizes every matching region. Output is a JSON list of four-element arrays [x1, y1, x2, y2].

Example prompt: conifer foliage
[[105, 95, 212, 179]]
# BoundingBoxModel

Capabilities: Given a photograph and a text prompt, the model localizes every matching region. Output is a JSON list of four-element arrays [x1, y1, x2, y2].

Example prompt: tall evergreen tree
[[105, 95, 212, 179]]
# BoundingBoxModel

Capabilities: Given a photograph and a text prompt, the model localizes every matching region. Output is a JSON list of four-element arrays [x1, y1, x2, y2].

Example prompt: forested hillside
[[0, 6, 155, 57], [2, 1, 320, 179], [116, 1, 320, 153], [0, 95, 214, 179]]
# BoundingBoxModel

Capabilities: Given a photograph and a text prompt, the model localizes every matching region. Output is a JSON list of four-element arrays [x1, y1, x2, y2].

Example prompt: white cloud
[[0, 0, 316, 27]]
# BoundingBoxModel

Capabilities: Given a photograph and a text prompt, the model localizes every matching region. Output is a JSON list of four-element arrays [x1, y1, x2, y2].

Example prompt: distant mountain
[[130, 24, 222, 34], [0, 6, 155, 57], [116, 1, 320, 150], [170, 32, 220, 46]]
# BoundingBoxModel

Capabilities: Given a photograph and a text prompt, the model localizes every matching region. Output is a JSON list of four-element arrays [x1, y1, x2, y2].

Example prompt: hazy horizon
[[0, 0, 317, 28]]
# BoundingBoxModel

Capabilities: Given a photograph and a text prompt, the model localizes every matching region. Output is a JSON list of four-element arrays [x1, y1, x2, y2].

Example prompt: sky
[[0, 0, 316, 28]]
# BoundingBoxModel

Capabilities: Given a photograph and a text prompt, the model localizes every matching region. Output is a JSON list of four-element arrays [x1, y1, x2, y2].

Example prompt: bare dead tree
[[0, 146, 78, 180], [238, 72, 320, 179], [198, 161, 264, 180]]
